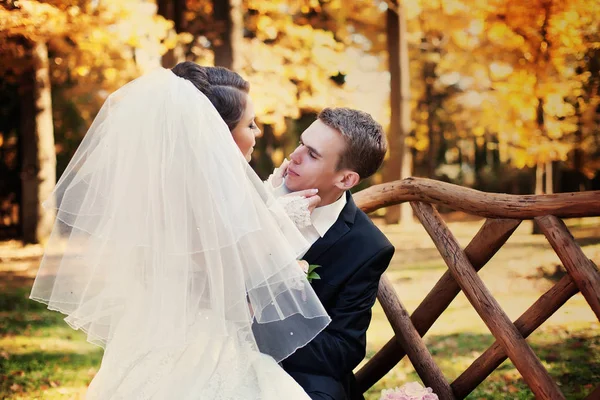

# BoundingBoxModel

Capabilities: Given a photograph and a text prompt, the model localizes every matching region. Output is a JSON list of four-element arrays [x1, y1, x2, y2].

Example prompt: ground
[[1, 215, 599, 399]]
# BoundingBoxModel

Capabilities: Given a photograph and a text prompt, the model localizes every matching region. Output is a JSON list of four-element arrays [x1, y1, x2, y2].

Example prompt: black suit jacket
[[281, 191, 394, 400]]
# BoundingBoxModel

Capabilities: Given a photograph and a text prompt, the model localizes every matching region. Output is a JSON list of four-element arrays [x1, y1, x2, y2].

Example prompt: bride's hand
[[297, 260, 309, 274], [270, 159, 290, 188], [282, 189, 321, 213]]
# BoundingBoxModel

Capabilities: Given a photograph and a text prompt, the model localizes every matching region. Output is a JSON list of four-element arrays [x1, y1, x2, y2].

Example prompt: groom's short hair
[[318, 108, 387, 180]]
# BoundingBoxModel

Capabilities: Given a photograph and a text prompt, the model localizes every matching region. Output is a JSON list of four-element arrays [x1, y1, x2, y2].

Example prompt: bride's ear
[[334, 170, 360, 190]]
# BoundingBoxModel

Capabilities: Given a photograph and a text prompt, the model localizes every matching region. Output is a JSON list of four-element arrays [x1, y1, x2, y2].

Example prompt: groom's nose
[[289, 147, 302, 164]]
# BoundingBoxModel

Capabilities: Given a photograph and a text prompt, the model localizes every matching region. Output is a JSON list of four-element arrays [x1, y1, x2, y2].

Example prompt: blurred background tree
[[0, 0, 173, 242], [1, 0, 599, 243]]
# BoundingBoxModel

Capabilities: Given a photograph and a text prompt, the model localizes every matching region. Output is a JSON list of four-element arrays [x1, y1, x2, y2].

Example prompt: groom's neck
[[317, 189, 345, 207]]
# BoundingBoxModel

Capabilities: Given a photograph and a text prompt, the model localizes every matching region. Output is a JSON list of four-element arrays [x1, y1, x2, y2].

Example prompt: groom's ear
[[334, 170, 360, 191]]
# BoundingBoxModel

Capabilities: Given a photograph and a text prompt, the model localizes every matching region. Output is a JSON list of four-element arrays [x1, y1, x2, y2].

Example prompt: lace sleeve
[[276, 195, 312, 229]]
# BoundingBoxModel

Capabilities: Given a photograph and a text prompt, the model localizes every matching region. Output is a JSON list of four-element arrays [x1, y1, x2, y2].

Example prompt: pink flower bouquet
[[379, 382, 439, 400]]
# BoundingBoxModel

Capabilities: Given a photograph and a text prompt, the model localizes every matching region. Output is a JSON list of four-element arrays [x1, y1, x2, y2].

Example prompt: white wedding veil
[[30, 68, 330, 362]]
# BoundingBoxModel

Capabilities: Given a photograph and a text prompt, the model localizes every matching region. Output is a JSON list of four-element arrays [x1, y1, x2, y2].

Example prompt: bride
[[30, 64, 330, 399]]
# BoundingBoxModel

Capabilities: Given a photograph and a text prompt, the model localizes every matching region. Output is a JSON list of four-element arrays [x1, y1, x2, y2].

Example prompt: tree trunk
[[158, 0, 186, 68], [532, 94, 548, 234], [457, 141, 464, 172], [532, 161, 544, 234], [250, 124, 276, 180], [574, 118, 584, 176], [20, 42, 56, 244], [383, 3, 413, 225], [400, 149, 413, 224], [535, 162, 544, 195], [424, 63, 436, 179], [545, 160, 553, 194], [213, 0, 243, 70], [474, 137, 485, 189]]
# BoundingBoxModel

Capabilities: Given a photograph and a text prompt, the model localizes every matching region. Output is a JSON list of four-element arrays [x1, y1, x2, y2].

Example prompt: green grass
[[1, 217, 599, 399], [0, 282, 102, 399], [363, 327, 599, 399]]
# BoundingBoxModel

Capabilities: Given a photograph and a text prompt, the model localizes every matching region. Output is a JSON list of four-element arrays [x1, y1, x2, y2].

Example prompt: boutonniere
[[298, 260, 322, 283]]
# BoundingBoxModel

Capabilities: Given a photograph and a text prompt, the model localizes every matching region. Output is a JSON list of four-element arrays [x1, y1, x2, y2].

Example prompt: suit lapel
[[303, 192, 357, 263]]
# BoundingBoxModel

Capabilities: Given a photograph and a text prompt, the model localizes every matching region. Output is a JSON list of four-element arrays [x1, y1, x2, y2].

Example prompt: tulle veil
[[30, 67, 330, 364]]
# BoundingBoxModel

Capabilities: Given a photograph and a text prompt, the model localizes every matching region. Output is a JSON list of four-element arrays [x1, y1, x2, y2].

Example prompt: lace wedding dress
[[87, 307, 311, 400]]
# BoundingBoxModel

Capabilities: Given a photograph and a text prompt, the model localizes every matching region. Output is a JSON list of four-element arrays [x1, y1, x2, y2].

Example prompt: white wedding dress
[[87, 307, 311, 400], [30, 68, 330, 399]]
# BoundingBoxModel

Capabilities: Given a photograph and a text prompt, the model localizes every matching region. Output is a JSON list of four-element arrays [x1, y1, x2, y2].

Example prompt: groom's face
[[286, 120, 347, 195]]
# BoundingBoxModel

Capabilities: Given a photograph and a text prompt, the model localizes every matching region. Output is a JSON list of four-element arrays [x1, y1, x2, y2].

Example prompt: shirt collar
[[311, 192, 347, 238]]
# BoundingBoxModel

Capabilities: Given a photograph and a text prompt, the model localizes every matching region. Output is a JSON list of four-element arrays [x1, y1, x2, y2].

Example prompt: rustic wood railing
[[353, 177, 600, 400]]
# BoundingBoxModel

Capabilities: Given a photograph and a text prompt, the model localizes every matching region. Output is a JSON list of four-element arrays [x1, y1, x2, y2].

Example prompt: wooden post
[[378, 275, 455, 399]]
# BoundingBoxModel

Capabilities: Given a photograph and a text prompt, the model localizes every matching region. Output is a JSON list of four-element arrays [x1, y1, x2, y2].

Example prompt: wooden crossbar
[[354, 177, 600, 218]]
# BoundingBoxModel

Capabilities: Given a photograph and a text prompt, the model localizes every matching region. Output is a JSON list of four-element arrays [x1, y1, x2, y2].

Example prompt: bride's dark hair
[[171, 61, 250, 131]]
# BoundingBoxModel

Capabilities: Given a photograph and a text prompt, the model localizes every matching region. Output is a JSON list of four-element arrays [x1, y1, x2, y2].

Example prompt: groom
[[275, 108, 395, 400]]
